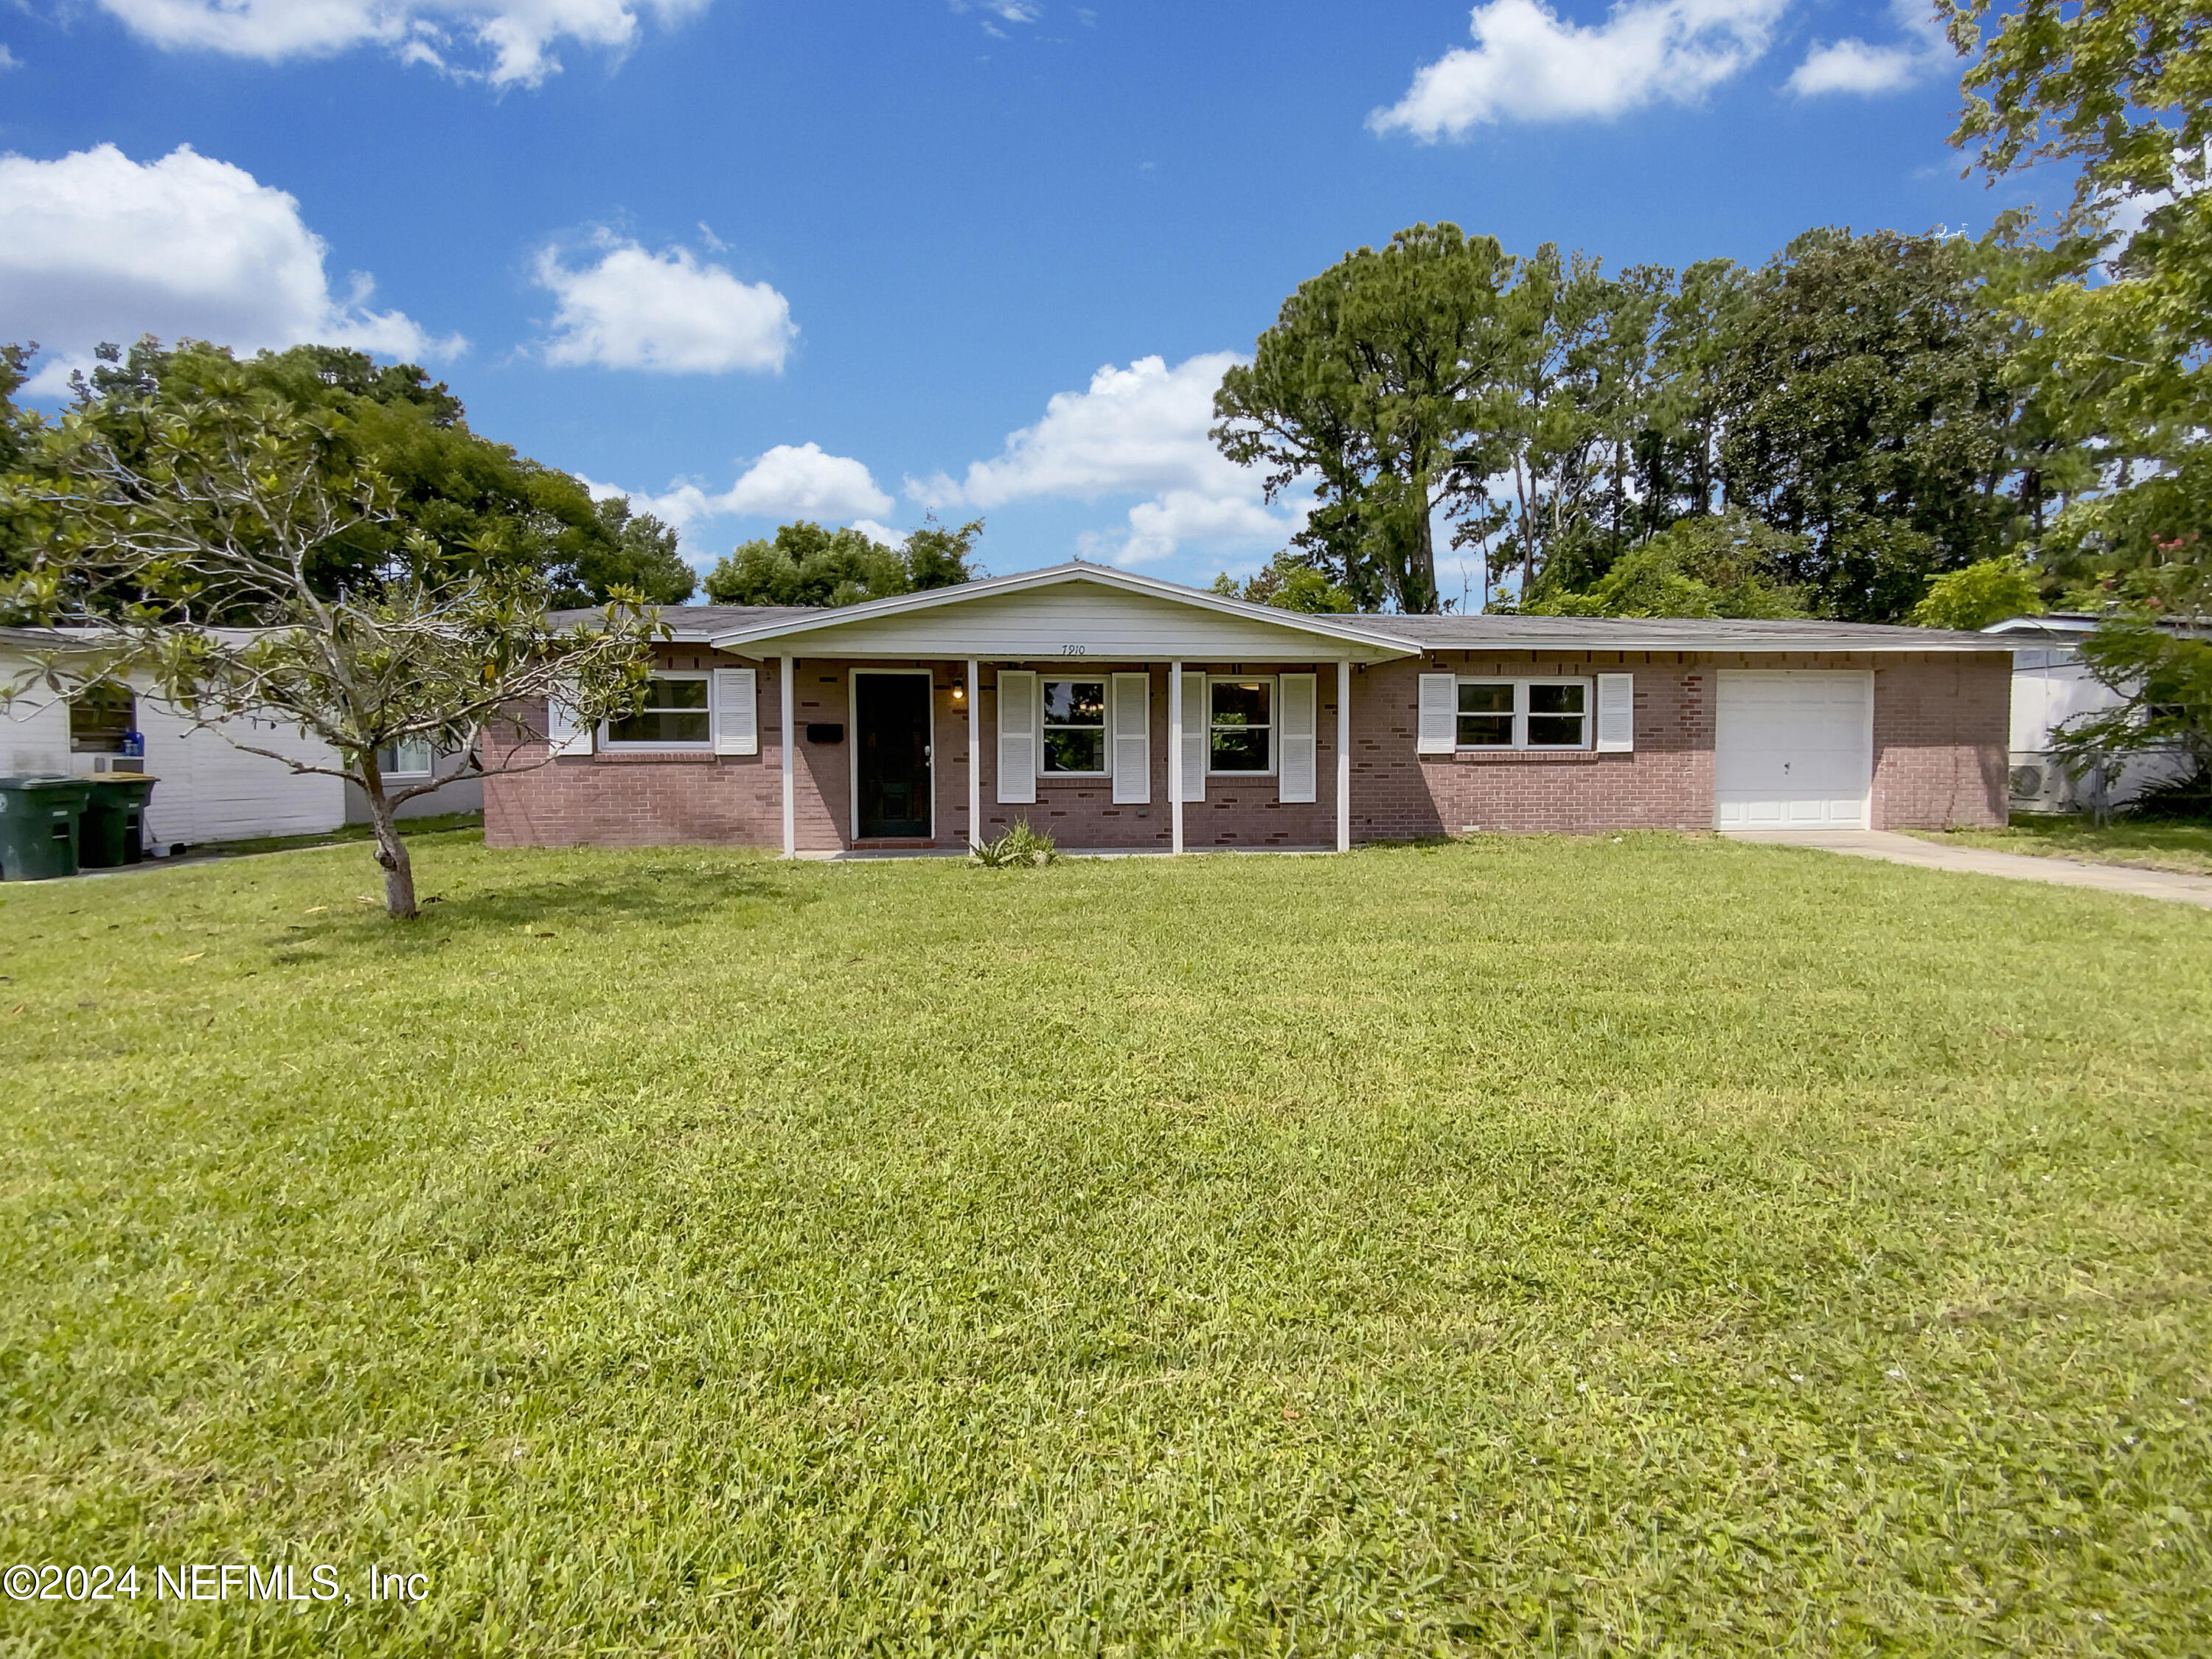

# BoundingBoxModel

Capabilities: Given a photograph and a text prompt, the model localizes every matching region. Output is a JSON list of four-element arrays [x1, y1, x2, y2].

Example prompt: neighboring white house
[[0, 627, 479, 852], [1983, 613, 2202, 812]]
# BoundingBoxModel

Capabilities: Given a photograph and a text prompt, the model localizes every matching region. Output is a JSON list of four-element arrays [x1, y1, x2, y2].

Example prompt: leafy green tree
[[582, 496, 694, 607], [703, 516, 979, 607], [36, 338, 682, 608], [1520, 510, 1810, 619], [0, 344, 37, 577], [1713, 229, 2034, 622], [2046, 560, 2212, 810], [1208, 553, 1357, 613], [0, 358, 660, 917], [1910, 554, 2047, 629], [1489, 248, 1667, 601], [902, 515, 984, 591], [1632, 259, 1753, 533], [1214, 223, 1520, 612], [1944, 0, 2211, 799]]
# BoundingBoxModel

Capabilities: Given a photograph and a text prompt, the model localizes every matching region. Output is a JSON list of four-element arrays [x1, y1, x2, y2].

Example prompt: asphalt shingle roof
[[1328, 613, 2003, 653], [556, 602, 2000, 653]]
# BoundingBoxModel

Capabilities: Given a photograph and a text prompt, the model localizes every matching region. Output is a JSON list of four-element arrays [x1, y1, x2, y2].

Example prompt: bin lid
[[0, 774, 95, 793], [85, 774, 159, 796]]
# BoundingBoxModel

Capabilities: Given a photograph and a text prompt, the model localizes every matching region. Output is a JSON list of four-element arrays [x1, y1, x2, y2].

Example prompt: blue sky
[[0, 0, 2035, 600]]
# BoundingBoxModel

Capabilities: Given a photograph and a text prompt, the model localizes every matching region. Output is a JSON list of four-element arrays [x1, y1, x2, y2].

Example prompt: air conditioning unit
[[2008, 751, 2086, 813]]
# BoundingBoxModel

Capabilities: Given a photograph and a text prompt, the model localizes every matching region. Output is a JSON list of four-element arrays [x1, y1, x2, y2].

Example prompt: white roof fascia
[[704, 562, 1422, 658]]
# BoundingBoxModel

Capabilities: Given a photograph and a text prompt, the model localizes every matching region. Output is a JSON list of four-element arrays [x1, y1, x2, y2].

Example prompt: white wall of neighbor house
[[341, 754, 484, 825], [137, 704, 345, 847], [2009, 647, 2123, 751], [2008, 646, 2193, 804], [0, 657, 346, 846]]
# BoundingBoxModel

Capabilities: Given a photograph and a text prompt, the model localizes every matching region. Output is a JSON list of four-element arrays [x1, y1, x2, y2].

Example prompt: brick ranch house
[[485, 563, 2011, 855]]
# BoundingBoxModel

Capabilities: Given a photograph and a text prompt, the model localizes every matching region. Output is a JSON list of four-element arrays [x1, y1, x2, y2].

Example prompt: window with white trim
[[1040, 679, 1107, 774], [375, 736, 434, 777], [1208, 678, 1273, 773], [1455, 678, 1591, 750], [607, 672, 711, 746]]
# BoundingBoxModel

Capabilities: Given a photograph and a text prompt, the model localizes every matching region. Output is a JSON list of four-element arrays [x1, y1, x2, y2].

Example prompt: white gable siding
[[728, 582, 1402, 662]]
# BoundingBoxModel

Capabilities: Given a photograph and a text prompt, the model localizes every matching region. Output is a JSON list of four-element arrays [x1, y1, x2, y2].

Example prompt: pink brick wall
[[975, 664, 1335, 851], [1869, 651, 2012, 830], [484, 644, 2010, 850], [484, 647, 787, 850], [1351, 650, 2009, 838]]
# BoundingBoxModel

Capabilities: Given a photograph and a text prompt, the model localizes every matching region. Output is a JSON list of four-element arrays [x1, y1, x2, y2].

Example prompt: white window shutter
[[1278, 672, 1318, 803], [997, 670, 1037, 804], [1416, 672, 1456, 755], [1178, 672, 1207, 801], [1595, 672, 1634, 752], [713, 667, 758, 756], [546, 696, 592, 757], [1110, 672, 1150, 804]]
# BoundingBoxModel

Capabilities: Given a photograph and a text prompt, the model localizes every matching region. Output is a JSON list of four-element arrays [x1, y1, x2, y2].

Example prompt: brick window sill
[[588, 750, 722, 765], [1433, 749, 1615, 765]]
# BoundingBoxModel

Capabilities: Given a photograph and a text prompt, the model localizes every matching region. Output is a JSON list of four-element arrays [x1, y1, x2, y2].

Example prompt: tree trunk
[[361, 769, 419, 920], [1409, 488, 1439, 613]]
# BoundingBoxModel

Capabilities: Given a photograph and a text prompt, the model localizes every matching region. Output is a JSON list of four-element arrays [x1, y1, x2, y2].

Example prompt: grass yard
[[2, 830, 2210, 1656], [1908, 814, 2212, 877]]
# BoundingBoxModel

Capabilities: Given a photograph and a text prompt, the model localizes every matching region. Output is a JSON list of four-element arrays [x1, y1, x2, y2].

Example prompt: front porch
[[696, 570, 1408, 858], [759, 655, 1363, 858]]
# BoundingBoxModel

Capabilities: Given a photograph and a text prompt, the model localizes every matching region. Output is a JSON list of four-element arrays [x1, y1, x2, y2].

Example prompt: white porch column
[[779, 654, 796, 858], [966, 658, 980, 851], [1336, 658, 1352, 853], [1168, 659, 1184, 855]]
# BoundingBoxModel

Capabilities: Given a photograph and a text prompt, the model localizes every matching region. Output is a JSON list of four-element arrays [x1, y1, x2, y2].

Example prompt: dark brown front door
[[856, 674, 932, 838]]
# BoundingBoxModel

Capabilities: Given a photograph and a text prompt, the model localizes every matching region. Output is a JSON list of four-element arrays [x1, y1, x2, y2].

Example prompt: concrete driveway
[[1724, 829, 2212, 909]]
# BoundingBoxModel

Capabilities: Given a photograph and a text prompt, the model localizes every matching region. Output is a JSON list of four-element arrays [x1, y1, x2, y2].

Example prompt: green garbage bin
[[0, 776, 94, 881], [80, 775, 158, 869]]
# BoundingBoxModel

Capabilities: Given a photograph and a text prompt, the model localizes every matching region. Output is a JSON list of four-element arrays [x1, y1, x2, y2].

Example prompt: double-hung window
[[1209, 678, 1273, 773], [1040, 679, 1107, 774], [375, 736, 434, 777], [69, 681, 135, 754], [1455, 679, 1590, 750], [608, 673, 711, 746]]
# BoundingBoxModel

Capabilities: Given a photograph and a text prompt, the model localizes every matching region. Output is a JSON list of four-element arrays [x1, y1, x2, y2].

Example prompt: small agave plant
[[972, 819, 1059, 868]]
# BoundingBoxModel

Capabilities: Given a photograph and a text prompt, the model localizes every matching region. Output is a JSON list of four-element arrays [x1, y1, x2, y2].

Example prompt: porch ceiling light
[[950, 679, 966, 702]]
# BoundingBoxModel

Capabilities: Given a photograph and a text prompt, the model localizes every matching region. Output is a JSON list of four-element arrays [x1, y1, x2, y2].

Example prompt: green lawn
[[3, 831, 2209, 1655], [1909, 813, 2212, 877]]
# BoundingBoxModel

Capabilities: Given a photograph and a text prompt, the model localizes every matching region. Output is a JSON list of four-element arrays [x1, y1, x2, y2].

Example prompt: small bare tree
[[1, 367, 661, 917]]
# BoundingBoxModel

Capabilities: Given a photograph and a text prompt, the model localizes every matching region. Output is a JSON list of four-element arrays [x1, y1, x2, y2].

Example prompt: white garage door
[[1714, 670, 1872, 830]]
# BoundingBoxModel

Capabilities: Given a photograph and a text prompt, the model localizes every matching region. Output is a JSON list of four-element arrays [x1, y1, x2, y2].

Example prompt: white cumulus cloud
[[950, 0, 1040, 31], [911, 352, 1304, 566], [535, 236, 796, 375], [0, 144, 459, 396], [1371, 0, 1790, 136], [717, 442, 892, 518], [90, 0, 710, 88], [1788, 0, 1947, 96], [586, 444, 894, 540]]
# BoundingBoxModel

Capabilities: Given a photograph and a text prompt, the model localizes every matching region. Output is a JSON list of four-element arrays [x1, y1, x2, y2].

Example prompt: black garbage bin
[[0, 776, 94, 881], [80, 775, 158, 869]]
